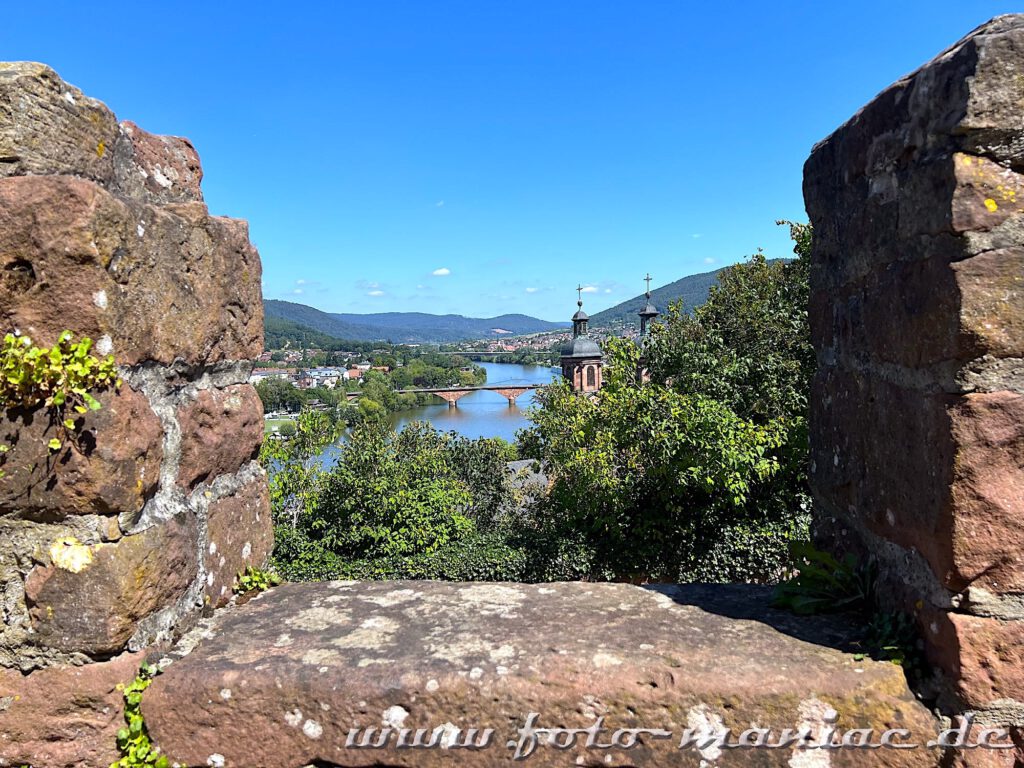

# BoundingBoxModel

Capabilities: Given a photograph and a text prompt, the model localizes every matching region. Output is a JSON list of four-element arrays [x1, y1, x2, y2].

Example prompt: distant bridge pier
[[433, 390, 472, 408], [493, 387, 531, 406]]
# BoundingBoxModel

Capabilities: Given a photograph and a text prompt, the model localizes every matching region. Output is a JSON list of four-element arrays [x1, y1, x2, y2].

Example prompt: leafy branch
[[0, 331, 120, 476]]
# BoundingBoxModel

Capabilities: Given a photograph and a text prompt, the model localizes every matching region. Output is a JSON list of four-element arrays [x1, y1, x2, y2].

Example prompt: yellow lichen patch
[[49, 536, 94, 573], [96, 140, 106, 158], [961, 156, 973, 165], [984, 198, 999, 212]]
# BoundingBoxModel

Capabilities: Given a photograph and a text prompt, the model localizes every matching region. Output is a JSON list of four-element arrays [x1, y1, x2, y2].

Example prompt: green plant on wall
[[0, 331, 120, 477], [111, 662, 170, 768], [770, 542, 877, 615], [233, 564, 282, 594]]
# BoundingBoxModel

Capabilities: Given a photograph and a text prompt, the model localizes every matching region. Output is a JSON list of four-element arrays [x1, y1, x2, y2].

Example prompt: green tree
[[255, 377, 304, 413], [519, 222, 813, 583], [306, 422, 475, 560], [259, 409, 344, 529], [269, 421, 523, 582]]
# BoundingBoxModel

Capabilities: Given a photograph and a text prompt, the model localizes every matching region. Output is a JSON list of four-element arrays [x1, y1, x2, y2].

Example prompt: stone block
[[0, 382, 163, 519], [24, 512, 198, 655], [0, 62, 203, 205], [0, 175, 263, 365], [144, 582, 938, 768], [813, 375, 1024, 594], [0, 651, 141, 768], [177, 384, 264, 491], [204, 476, 273, 608], [926, 610, 1024, 709], [111, 120, 203, 205], [0, 62, 119, 187], [947, 392, 1024, 593]]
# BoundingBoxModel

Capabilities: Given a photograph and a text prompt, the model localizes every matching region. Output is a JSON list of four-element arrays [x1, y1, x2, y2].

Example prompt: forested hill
[[264, 300, 568, 343], [588, 268, 723, 328]]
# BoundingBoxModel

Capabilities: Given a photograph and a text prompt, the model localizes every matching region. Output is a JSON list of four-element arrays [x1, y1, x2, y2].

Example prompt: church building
[[636, 273, 660, 384], [560, 287, 603, 393]]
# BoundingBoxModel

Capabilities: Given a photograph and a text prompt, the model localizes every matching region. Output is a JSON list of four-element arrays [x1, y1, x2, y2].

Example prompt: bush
[[271, 421, 522, 581]]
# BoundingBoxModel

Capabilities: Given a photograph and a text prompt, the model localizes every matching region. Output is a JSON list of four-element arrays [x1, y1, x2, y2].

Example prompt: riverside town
[[1, 5, 1023, 768]]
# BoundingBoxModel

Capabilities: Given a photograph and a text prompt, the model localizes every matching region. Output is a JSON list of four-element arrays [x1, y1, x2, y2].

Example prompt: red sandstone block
[[0, 651, 142, 768], [0, 176, 263, 366], [204, 476, 273, 609], [24, 513, 199, 656], [177, 384, 264, 491], [927, 610, 1024, 709], [0, 382, 163, 519]]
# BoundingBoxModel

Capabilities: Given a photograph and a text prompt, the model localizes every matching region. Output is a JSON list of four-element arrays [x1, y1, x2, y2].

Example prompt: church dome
[[560, 335, 602, 359]]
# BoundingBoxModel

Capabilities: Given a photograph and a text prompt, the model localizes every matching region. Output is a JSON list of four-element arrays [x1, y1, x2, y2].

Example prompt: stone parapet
[[0, 63, 270, 681], [804, 15, 1024, 721], [140, 582, 941, 768]]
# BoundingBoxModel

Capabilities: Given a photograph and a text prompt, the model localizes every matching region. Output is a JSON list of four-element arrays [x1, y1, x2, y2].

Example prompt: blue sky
[[4, 2, 1019, 320]]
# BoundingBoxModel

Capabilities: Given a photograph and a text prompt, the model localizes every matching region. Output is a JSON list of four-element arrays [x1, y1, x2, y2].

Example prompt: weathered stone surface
[[0, 651, 141, 768], [0, 62, 203, 205], [812, 382, 1024, 594], [204, 476, 273, 609], [805, 14, 1024, 717], [145, 582, 938, 767], [927, 611, 1024, 709], [953, 249, 1024, 360], [0, 382, 163, 518], [178, 385, 264, 491], [809, 245, 1023, 373], [0, 175, 263, 365], [0, 62, 119, 186], [112, 120, 203, 205], [947, 392, 1024, 593], [24, 513, 198, 656]]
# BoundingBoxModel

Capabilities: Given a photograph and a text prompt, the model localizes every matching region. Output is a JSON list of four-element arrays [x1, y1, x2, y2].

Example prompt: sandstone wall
[[0, 62, 271, 766], [804, 16, 1024, 723]]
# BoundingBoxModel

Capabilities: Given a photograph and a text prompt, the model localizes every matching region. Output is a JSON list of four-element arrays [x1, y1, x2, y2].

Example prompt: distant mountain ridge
[[264, 300, 569, 343], [588, 267, 723, 328]]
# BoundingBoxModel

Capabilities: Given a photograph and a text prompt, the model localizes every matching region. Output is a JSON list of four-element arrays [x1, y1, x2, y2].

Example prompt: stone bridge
[[394, 384, 542, 407], [3, 16, 1024, 767]]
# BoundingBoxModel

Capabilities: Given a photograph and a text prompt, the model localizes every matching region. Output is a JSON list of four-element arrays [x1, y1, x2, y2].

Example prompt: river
[[317, 362, 558, 466], [385, 361, 558, 441]]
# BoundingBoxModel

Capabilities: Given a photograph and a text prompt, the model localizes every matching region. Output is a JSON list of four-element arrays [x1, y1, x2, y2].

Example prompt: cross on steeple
[[576, 284, 584, 307], [644, 273, 652, 297]]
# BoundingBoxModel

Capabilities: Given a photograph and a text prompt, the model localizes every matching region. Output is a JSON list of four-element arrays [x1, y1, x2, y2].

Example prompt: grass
[[264, 418, 296, 435]]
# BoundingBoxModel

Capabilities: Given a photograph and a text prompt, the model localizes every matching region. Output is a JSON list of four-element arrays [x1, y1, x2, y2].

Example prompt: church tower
[[636, 273, 660, 384], [560, 286, 603, 393]]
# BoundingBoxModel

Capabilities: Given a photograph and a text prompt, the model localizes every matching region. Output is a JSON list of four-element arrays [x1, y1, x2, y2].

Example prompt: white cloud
[[416, 284, 426, 290], [580, 285, 598, 294], [703, 257, 716, 265], [432, 267, 451, 276], [292, 288, 304, 295], [295, 279, 306, 285], [367, 290, 385, 297], [436, 200, 445, 207], [525, 287, 538, 294], [692, 233, 702, 239]]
